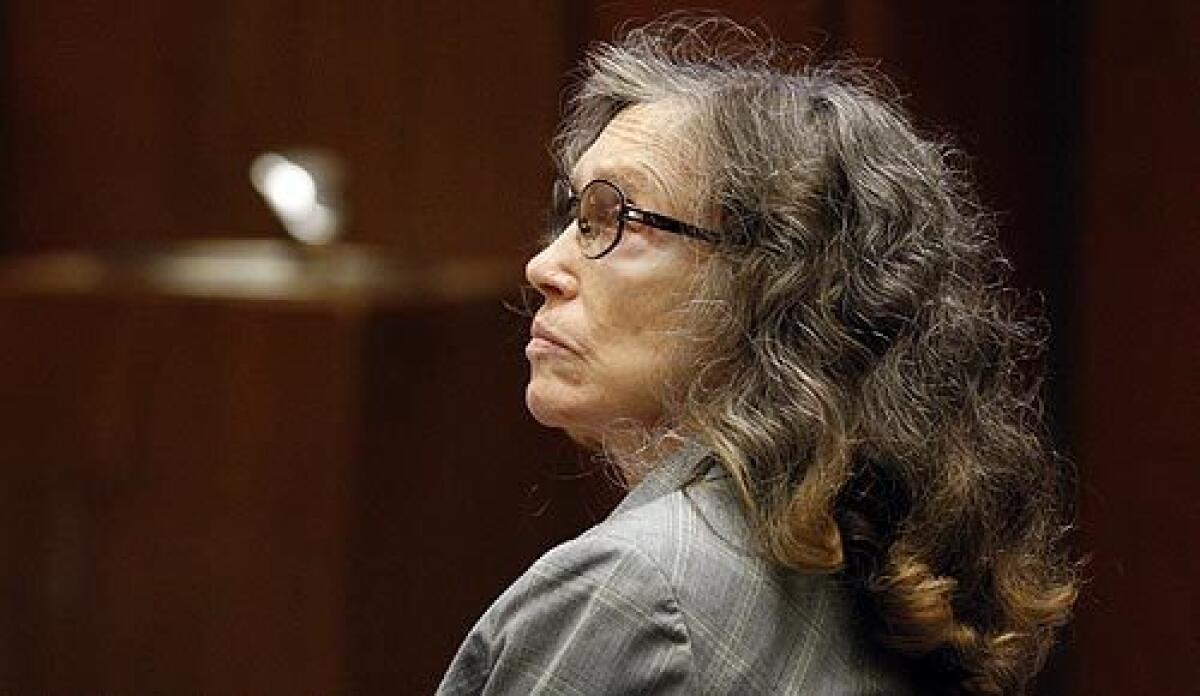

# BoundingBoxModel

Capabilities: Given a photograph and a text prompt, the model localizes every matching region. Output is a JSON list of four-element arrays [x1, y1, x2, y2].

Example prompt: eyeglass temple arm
[[625, 207, 748, 246]]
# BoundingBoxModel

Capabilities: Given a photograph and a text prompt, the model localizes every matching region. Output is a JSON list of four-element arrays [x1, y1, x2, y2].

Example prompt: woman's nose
[[525, 227, 579, 301]]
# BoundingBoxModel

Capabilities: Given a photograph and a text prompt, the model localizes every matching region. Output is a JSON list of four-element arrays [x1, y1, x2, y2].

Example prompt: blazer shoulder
[[534, 513, 688, 601], [436, 516, 698, 695]]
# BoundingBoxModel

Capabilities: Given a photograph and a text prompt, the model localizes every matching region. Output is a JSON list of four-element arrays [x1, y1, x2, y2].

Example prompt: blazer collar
[[608, 440, 716, 519]]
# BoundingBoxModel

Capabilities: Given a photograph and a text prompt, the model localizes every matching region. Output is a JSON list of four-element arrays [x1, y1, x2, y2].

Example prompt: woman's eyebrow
[[584, 165, 655, 199]]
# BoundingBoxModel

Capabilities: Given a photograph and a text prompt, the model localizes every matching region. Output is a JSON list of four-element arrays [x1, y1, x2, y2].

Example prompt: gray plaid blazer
[[437, 444, 916, 695]]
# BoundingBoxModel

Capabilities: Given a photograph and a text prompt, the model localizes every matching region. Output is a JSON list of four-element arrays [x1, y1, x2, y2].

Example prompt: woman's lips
[[526, 336, 570, 358], [528, 320, 577, 357]]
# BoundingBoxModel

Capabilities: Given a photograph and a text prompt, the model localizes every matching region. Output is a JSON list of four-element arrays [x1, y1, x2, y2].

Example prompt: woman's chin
[[525, 383, 575, 428], [525, 384, 604, 446]]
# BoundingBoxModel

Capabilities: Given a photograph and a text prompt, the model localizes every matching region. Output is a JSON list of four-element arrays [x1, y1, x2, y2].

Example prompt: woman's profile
[[439, 16, 1078, 696]]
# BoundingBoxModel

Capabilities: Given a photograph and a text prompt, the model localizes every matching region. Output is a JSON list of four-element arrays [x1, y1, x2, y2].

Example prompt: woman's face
[[524, 102, 707, 447]]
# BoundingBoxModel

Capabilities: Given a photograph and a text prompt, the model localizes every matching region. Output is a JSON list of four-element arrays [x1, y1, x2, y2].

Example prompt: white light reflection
[[250, 152, 342, 245]]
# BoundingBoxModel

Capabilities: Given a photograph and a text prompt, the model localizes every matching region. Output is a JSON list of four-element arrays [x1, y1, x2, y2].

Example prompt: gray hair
[[554, 16, 1077, 696]]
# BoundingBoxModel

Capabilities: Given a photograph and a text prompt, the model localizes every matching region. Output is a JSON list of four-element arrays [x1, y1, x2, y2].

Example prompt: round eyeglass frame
[[553, 178, 726, 259]]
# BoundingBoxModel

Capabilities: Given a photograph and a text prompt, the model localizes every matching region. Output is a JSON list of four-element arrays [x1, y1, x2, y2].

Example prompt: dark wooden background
[[1, 0, 1196, 693]]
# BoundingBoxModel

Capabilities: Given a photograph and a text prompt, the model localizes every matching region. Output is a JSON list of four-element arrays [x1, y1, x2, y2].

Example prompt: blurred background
[[0, 1, 1195, 694]]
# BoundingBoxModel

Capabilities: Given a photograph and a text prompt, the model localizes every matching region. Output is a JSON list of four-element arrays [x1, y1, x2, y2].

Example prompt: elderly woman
[[438, 17, 1076, 696]]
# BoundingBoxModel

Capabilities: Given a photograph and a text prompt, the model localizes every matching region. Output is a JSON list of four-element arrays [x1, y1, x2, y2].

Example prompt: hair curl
[[553, 16, 1078, 696]]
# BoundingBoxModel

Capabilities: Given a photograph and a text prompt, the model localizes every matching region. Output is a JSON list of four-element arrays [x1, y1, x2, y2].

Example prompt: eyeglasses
[[550, 178, 725, 259]]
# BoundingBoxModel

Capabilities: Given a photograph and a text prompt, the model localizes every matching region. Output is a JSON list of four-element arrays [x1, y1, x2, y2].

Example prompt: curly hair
[[552, 16, 1078, 696]]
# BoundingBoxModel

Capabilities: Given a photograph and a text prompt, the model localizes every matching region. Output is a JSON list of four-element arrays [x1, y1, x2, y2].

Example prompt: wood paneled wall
[[0, 247, 609, 694], [1073, 1, 1200, 693], [3, 2, 569, 259]]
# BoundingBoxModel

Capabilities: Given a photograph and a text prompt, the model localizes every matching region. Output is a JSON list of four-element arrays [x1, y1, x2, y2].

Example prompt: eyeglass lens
[[549, 179, 625, 258], [578, 181, 622, 258]]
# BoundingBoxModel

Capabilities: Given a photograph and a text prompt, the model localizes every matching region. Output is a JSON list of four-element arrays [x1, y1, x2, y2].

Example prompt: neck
[[603, 428, 689, 487]]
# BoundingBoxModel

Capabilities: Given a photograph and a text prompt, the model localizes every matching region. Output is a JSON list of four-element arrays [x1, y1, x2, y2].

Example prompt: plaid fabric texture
[[437, 445, 915, 695]]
